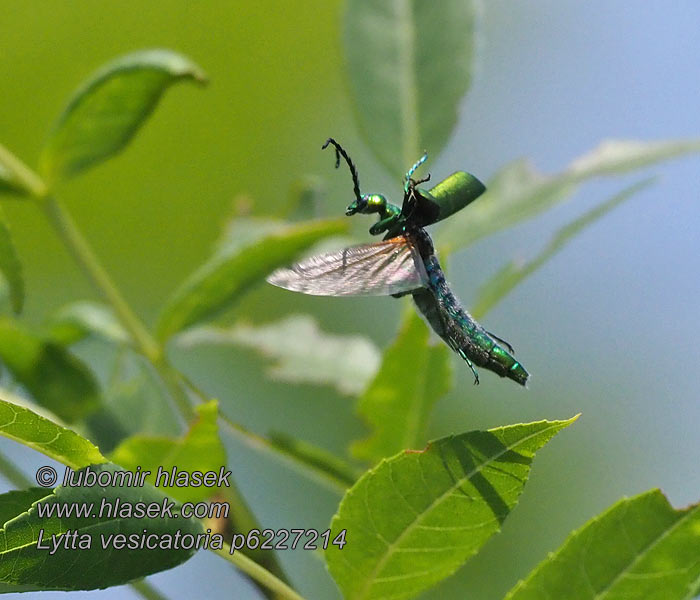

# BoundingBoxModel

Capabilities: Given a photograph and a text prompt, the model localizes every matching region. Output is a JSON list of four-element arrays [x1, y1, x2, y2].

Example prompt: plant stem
[[40, 196, 160, 363], [39, 192, 291, 591], [38, 194, 194, 422], [0, 143, 296, 599], [214, 545, 306, 600], [130, 580, 170, 600], [0, 142, 48, 197]]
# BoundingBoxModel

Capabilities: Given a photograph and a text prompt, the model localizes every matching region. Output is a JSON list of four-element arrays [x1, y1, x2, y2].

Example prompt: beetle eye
[[346, 195, 367, 215]]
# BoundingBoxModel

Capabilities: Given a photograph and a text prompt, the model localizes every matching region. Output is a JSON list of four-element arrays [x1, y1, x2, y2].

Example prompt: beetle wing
[[267, 235, 428, 296]]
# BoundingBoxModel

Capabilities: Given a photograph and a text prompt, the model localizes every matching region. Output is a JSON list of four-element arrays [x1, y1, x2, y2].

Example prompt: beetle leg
[[485, 330, 515, 354]]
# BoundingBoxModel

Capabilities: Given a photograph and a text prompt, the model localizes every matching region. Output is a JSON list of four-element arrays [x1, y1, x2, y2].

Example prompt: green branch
[[214, 545, 307, 600], [129, 580, 170, 600], [0, 142, 47, 197], [39, 197, 160, 362], [0, 143, 294, 599]]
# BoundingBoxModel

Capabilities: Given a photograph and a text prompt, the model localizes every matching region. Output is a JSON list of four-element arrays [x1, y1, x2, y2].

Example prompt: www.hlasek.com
[[34, 465, 347, 555]]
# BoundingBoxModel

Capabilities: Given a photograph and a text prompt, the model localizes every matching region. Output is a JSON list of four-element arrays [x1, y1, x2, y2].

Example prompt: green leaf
[[111, 400, 226, 503], [100, 352, 180, 437], [343, 0, 477, 175], [326, 417, 578, 600], [351, 310, 451, 464], [0, 488, 54, 526], [438, 138, 700, 255], [0, 317, 100, 422], [156, 217, 349, 340], [0, 396, 105, 469], [0, 463, 202, 591], [78, 346, 179, 448], [47, 301, 128, 346], [566, 139, 700, 177], [40, 49, 207, 181], [685, 577, 700, 600], [472, 179, 654, 319], [215, 215, 289, 255], [505, 489, 700, 600], [0, 208, 23, 314], [177, 314, 381, 396]]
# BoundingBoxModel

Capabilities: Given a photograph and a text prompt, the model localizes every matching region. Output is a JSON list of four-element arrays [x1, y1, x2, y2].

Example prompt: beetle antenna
[[404, 151, 428, 193], [322, 138, 362, 203]]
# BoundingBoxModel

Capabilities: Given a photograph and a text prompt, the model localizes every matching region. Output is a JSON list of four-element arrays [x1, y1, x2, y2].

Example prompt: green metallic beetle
[[268, 139, 529, 386]]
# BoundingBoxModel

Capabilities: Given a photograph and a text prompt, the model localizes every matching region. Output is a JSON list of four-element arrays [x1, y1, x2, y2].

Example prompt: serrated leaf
[[351, 310, 451, 464], [0, 385, 62, 425], [177, 314, 380, 396], [0, 463, 202, 591], [438, 138, 700, 255], [472, 179, 653, 319], [0, 396, 105, 469], [156, 217, 349, 340], [505, 489, 700, 600], [0, 317, 100, 422], [40, 49, 207, 181], [326, 417, 578, 600], [47, 301, 128, 346], [0, 488, 54, 526], [0, 208, 23, 314], [344, 0, 476, 176], [110, 400, 225, 503]]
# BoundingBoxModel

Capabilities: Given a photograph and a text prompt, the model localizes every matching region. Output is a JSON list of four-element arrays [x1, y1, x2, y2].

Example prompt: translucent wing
[[267, 235, 428, 296]]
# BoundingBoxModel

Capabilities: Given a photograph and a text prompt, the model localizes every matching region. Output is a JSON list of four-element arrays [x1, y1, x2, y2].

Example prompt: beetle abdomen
[[410, 235, 529, 387]]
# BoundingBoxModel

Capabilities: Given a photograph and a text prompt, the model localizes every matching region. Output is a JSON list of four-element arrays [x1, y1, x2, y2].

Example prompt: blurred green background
[[2, 1, 699, 599]]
